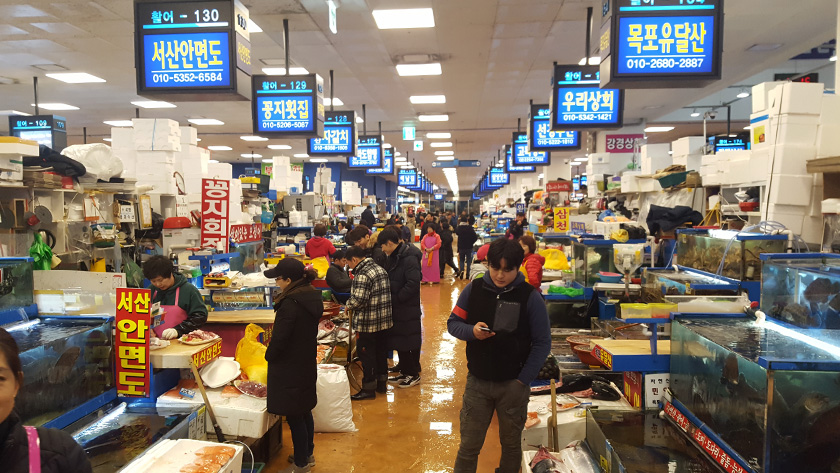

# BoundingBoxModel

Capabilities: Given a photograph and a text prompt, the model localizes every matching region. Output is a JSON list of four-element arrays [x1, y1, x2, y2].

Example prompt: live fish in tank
[[47, 346, 81, 384]]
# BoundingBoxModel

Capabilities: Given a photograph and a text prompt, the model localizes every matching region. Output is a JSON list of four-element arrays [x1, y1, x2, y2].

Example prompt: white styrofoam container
[[715, 150, 751, 162], [703, 172, 721, 186], [671, 136, 706, 157], [207, 163, 233, 180], [749, 147, 771, 180], [750, 112, 819, 148], [638, 177, 662, 193], [768, 81, 825, 116], [594, 221, 623, 237], [641, 155, 672, 175], [590, 153, 610, 164], [120, 439, 243, 473], [586, 162, 612, 176], [641, 143, 671, 159], [817, 124, 840, 158], [700, 164, 718, 176], [620, 171, 641, 193], [770, 144, 816, 175], [0, 139, 39, 156], [752, 81, 785, 114], [701, 155, 719, 166], [672, 154, 703, 171], [136, 150, 177, 164], [180, 126, 198, 145], [808, 184, 825, 217], [821, 93, 840, 125], [729, 158, 751, 185], [768, 174, 813, 206], [110, 127, 135, 149], [801, 216, 824, 244]]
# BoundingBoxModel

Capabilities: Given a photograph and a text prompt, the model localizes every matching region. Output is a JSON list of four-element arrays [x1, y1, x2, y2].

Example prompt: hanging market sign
[[366, 146, 394, 175], [528, 104, 581, 152], [8, 115, 67, 149], [504, 145, 536, 173], [600, 0, 724, 89], [512, 132, 550, 166], [605, 133, 644, 153], [308, 110, 357, 156], [134, 0, 252, 100], [398, 169, 417, 187], [251, 73, 325, 137], [201, 178, 230, 251], [116, 288, 152, 398], [489, 167, 510, 186], [550, 64, 624, 130], [348, 135, 383, 168]]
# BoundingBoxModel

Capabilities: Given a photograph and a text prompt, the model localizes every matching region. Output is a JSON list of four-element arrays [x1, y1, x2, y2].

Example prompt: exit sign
[[414, 140, 423, 151], [403, 126, 416, 140]]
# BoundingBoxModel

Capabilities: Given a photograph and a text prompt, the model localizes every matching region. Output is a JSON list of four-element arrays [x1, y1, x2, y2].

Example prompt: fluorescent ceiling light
[[261, 67, 310, 75], [430, 141, 452, 148], [426, 132, 451, 139], [434, 150, 454, 156], [35, 103, 79, 111], [241, 153, 262, 158], [736, 89, 750, 99], [208, 145, 232, 151], [45, 72, 105, 83], [310, 158, 328, 163], [294, 153, 309, 158], [196, 138, 201, 142], [401, 164, 415, 169], [132, 100, 176, 109], [189, 118, 224, 125], [574, 157, 588, 162], [395, 151, 402, 156], [241, 135, 268, 141], [208, 159, 220, 163], [410, 95, 446, 104], [743, 125, 752, 130], [355, 116, 364, 123], [102, 138, 112, 142], [372, 8, 435, 29], [104, 120, 133, 127], [268, 144, 293, 150], [396, 63, 442, 77], [644, 126, 675, 133], [577, 57, 601, 66], [261, 158, 273, 163], [0, 110, 31, 116], [419, 114, 448, 122], [832, 55, 838, 62], [690, 109, 700, 117], [436, 156, 455, 161], [395, 157, 407, 162], [247, 19, 262, 33], [383, 143, 392, 148], [323, 97, 344, 107]]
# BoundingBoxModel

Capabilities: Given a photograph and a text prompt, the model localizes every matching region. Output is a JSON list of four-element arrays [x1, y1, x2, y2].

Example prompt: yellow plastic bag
[[310, 256, 329, 279], [540, 248, 570, 271], [235, 324, 268, 384]]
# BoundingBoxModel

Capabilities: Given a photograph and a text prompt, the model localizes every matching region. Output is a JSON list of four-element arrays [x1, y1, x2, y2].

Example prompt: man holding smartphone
[[446, 238, 550, 473]]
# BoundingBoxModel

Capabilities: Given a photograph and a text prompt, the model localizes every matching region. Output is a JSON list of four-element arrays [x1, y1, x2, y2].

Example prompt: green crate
[[656, 171, 690, 188]]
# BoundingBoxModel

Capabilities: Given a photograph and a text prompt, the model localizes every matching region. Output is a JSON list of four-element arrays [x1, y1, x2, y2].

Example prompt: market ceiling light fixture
[[577, 57, 601, 66], [736, 88, 750, 99], [436, 156, 455, 161], [426, 132, 451, 139], [410, 95, 446, 104], [356, 116, 364, 123], [36, 103, 79, 111], [418, 114, 449, 122], [430, 142, 452, 148], [189, 118, 224, 125], [132, 100, 176, 109], [644, 126, 675, 133], [372, 8, 435, 29], [324, 97, 344, 106], [247, 19, 262, 33], [261, 67, 309, 75], [396, 63, 442, 77], [310, 158, 328, 163], [268, 144, 292, 150], [241, 153, 262, 158], [690, 109, 700, 117], [294, 153, 309, 158], [103, 120, 133, 127], [208, 145, 232, 151], [434, 150, 454, 155], [45, 72, 105, 83], [208, 159, 220, 163], [241, 135, 269, 141]]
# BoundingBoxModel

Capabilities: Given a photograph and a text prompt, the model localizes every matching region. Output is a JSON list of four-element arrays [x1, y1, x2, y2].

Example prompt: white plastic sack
[[62, 144, 123, 182], [312, 364, 356, 433]]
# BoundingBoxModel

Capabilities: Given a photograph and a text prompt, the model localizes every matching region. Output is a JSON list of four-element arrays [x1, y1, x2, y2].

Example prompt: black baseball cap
[[264, 258, 305, 280]]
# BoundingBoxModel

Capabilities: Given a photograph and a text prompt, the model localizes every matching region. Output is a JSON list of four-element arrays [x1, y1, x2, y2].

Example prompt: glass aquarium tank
[[643, 267, 740, 297], [760, 254, 840, 329], [573, 240, 618, 287], [676, 229, 787, 281], [670, 317, 840, 473], [8, 316, 114, 426], [0, 257, 34, 314]]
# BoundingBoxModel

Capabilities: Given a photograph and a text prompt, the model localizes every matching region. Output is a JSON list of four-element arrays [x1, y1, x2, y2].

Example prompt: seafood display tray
[[675, 229, 787, 282]]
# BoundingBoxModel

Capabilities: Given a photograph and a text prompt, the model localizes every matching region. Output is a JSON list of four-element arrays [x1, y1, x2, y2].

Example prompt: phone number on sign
[[625, 58, 705, 70], [260, 120, 310, 130], [561, 113, 614, 122], [152, 72, 225, 84]]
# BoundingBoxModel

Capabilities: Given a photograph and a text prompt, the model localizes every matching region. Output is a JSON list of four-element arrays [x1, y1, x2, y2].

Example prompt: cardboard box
[[752, 81, 785, 114], [770, 144, 816, 175], [671, 136, 706, 157]]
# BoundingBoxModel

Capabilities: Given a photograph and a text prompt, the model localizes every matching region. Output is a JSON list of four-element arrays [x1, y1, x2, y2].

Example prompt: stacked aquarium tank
[[760, 254, 840, 329], [670, 317, 840, 473], [643, 267, 740, 298], [573, 239, 619, 287], [0, 257, 35, 320], [676, 229, 787, 281]]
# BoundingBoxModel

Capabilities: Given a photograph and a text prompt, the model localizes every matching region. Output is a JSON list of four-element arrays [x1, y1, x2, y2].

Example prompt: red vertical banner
[[201, 178, 230, 252], [116, 288, 151, 398]]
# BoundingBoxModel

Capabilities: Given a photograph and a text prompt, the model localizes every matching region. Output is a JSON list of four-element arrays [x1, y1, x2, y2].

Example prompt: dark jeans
[[357, 330, 389, 389], [458, 252, 472, 278], [454, 374, 530, 473], [286, 411, 314, 467], [440, 251, 459, 276], [397, 349, 421, 376]]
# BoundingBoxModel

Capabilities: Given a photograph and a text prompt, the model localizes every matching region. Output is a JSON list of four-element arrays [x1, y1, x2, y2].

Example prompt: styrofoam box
[[821, 93, 840, 125], [770, 144, 816, 175], [801, 216, 823, 244], [817, 124, 840, 158], [641, 143, 671, 159], [700, 164, 718, 176], [701, 154, 719, 166], [766, 211, 805, 234], [638, 177, 662, 193], [768, 174, 813, 206], [132, 118, 180, 135], [728, 159, 751, 185], [207, 162, 233, 180], [752, 81, 785, 114], [110, 127, 134, 149], [586, 162, 612, 176], [641, 155, 672, 175], [767, 81, 825, 116], [703, 172, 721, 186], [672, 154, 703, 171], [714, 150, 751, 163], [750, 112, 819, 148], [136, 150, 177, 164], [749, 147, 770, 179], [120, 439, 243, 473], [808, 184, 824, 217], [672, 136, 706, 157], [0, 140, 39, 156], [180, 126, 198, 145], [621, 171, 641, 193], [590, 153, 610, 164]]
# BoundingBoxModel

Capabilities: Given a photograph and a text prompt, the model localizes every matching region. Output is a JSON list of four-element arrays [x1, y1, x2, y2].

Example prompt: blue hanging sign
[[308, 110, 357, 156], [399, 169, 417, 187], [366, 146, 394, 175], [512, 132, 550, 166], [8, 115, 67, 150], [348, 135, 382, 168], [504, 145, 536, 174], [528, 104, 581, 152], [550, 64, 624, 130], [489, 167, 510, 186], [251, 73, 325, 137]]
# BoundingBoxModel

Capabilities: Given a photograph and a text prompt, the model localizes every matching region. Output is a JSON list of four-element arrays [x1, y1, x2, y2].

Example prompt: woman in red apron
[[0, 327, 93, 472], [143, 255, 208, 339]]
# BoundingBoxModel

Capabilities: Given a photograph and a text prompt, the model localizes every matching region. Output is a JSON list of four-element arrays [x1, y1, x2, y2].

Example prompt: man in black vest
[[447, 238, 550, 473]]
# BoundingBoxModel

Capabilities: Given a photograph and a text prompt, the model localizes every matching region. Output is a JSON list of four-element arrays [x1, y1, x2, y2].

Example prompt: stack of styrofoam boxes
[[289, 165, 304, 193], [750, 81, 823, 234], [228, 178, 245, 224], [132, 119, 182, 194], [314, 166, 335, 196], [112, 128, 137, 179], [207, 162, 233, 180], [620, 171, 642, 193], [0, 138, 37, 185], [700, 153, 720, 185], [817, 93, 840, 158], [177, 126, 210, 196], [715, 150, 752, 186], [640, 144, 671, 175], [671, 136, 705, 172], [341, 181, 361, 206], [272, 156, 291, 192]]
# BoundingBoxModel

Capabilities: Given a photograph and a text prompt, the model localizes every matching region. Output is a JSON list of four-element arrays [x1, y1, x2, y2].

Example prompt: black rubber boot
[[351, 389, 376, 400], [376, 375, 388, 393]]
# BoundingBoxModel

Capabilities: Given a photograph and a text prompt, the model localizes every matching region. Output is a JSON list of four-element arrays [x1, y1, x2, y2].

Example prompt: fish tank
[[69, 402, 205, 473], [0, 257, 35, 316], [676, 229, 787, 281], [760, 254, 840, 329], [670, 317, 840, 473], [643, 267, 740, 298], [573, 240, 619, 287], [8, 316, 114, 426]]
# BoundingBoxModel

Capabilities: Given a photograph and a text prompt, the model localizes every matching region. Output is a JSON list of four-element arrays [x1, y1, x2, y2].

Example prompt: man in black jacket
[[325, 250, 352, 302], [507, 212, 527, 240], [377, 227, 423, 388], [360, 205, 376, 229], [438, 221, 459, 278], [455, 217, 479, 279]]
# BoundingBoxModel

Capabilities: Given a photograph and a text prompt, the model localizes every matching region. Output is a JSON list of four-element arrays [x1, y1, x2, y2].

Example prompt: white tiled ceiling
[[0, 0, 836, 190]]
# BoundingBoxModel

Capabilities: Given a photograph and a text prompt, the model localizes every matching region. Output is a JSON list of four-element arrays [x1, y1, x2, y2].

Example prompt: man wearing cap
[[344, 245, 393, 400]]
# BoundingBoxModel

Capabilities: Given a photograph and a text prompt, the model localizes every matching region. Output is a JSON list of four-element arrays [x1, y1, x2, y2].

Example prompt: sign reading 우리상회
[[251, 73, 325, 138], [600, 0, 724, 89], [550, 64, 624, 130], [201, 178, 230, 252]]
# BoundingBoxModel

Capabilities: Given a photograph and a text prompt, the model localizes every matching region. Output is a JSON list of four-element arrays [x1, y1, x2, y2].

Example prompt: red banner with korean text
[[201, 179, 230, 252], [230, 223, 262, 243], [546, 180, 573, 193], [116, 288, 151, 398]]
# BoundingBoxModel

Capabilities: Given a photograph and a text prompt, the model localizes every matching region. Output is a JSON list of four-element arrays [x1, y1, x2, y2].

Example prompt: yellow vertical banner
[[553, 207, 570, 233]]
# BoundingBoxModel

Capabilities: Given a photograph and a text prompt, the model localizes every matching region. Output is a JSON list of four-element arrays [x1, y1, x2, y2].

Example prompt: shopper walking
[[0, 328, 94, 473], [305, 223, 337, 262], [420, 225, 442, 284], [360, 205, 376, 229], [447, 238, 551, 473], [438, 222, 459, 279], [519, 235, 545, 290], [406, 209, 416, 242], [377, 227, 423, 388], [345, 246, 393, 400], [507, 212, 527, 240], [455, 217, 479, 279], [263, 259, 323, 473]]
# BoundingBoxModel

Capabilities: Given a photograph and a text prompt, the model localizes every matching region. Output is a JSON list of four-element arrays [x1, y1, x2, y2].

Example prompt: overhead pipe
[[33, 77, 40, 115], [283, 19, 290, 75], [329, 69, 334, 112], [585, 7, 593, 63], [362, 104, 367, 136]]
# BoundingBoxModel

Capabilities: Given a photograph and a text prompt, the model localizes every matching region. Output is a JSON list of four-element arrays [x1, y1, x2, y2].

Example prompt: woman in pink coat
[[420, 225, 442, 284]]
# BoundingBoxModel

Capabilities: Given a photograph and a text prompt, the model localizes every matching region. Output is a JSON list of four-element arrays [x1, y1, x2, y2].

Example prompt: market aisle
[[268, 276, 506, 472]]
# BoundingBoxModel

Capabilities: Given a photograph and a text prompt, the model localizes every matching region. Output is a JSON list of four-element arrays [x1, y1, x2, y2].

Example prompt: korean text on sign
[[618, 16, 714, 74], [116, 288, 152, 397], [258, 96, 313, 131], [201, 179, 229, 251], [143, 32, 231, 88], [192, 339, 223, 369], [558, 88, 618, 124], [553, 207, 571, 233], [312, 128, 351, 152], [535, 123, 577, 147]]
